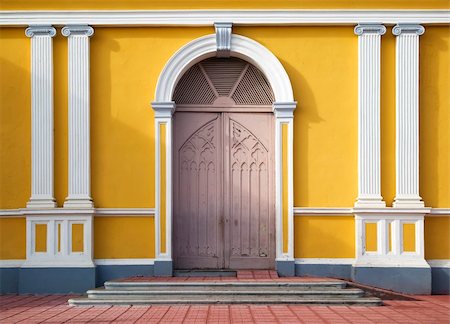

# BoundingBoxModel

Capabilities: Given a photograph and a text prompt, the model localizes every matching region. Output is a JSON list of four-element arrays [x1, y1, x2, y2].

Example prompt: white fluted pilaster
[[62, 25, 94, 208], [392, 24, 425, 208], [25, 26, 57, 209], [354, 24, 386, 208]]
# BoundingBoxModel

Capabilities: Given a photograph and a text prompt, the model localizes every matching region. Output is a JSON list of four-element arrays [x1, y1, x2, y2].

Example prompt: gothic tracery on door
[[173, 58, 275, 269]]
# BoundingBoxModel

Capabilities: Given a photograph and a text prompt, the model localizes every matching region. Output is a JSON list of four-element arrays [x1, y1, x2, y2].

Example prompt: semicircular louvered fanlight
[[172, 57, 275, 107]]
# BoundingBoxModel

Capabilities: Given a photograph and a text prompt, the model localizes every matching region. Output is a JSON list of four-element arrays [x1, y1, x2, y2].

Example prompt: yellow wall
[[1, 0, 448, 10], [0, 28, 30, 209], [234, 26, 358, 207], [90, 27, 211, 207], [1, 26, 448, 209], [94, 216, 155, 258], [425, 217, 450, 259], [420, 27, 450, 208], [0, 218, 26, 259], [294, 216, 355, 258]]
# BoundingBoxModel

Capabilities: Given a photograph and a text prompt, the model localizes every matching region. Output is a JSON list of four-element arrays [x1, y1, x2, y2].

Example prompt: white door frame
[[151, 33, 297, 275]]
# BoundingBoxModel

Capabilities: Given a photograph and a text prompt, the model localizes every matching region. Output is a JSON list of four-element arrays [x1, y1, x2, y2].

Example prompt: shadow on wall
[[0, 57, 31, 208], [420, 27, 448, 208], [90, 29, 157, 208], [281, 59, 322, 206]]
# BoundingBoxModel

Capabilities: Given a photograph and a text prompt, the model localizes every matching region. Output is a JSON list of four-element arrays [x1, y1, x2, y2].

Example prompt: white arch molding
[[151, 33, 297, 276]]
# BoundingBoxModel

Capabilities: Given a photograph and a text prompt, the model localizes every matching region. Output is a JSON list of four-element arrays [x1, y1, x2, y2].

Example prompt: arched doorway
[[172, 58, 275, 269], [151, 33, 297, 276]]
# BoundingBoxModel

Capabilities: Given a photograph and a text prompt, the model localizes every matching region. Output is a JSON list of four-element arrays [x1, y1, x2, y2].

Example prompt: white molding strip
[[427, 260, 450, 268], [293, 208, 353, 215], [1, 258, 446, 268], [0, 208, 155, 218], [0, 260, 25, 268], [0, 207, 446, 218], [429, 208, 450, 215], [94, 208, 155, 216], [295, 258, 354, 265], [0, 10, 449, 26], [94, 258, 155, 266]]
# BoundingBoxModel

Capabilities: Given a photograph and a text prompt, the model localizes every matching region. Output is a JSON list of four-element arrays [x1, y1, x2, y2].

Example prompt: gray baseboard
[[276, 260, 295, 277], [0, 268, 19, 293], [154, 260, 173, 276], [351, 266, 432, 295], [19, 267, 96, 294], [295, 264, 352, 279], [96, 265, 154, 287], [431, 267, 450, 294]]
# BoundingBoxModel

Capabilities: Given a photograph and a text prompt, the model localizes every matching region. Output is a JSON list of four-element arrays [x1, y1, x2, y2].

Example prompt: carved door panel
[[173, 112, 223, 269], [223, 113, 275, 269], [173, 112, 274, 269]]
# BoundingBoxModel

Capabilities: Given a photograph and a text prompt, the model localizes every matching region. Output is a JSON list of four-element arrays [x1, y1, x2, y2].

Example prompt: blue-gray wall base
[[0, 268, 19, 294], [295, 264, 351, 280], [276, 260, 295, 277], [96, 265, 154, 287], [431, 267, 450, 294], [154, 260, 173, 276], [19, 267, 96, 294], [351, 266, 432, 295]]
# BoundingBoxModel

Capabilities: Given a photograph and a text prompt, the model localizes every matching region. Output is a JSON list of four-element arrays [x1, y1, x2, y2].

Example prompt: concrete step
[[87, 288, 365, 299], [104, 281, 347, 291], [69, 296, 382, 306]]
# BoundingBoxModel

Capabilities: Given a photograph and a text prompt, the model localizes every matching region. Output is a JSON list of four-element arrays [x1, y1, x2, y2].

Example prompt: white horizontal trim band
[[95, 208, 155, 216], [0, 10, 449, 26], [427, 260, 450, 268], [0, 259, 155, 267], [429, 208, 450, 215], [295, 258, 354, 265], [0, 208, 155, 217], [0, 207, 446, 218], [293, 208, 353, 215], [0, 260, 25, 268], [94, 258, 155, 265], [0, 258, 447, 268]]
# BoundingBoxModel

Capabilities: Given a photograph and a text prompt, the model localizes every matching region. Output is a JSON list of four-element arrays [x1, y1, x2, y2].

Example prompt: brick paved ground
[[1, 272, 449, 323], [1, 294, 449, 323]]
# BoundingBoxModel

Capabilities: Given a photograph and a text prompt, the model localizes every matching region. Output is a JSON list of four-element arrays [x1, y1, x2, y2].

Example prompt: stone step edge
[[68, 298, 382, 306], [105, 281, 346, 289], [88, 289, 364, 296]]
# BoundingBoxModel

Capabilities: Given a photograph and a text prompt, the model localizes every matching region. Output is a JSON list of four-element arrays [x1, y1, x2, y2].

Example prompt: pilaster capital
[[151, 101, 176, 118], [25, 25, 56, 38], [62, 25, 94, 37], [354, 24, 386, 36], [273, 101, 297, 118], [214, 22, 232, 58], [392, 24, 425, 36]]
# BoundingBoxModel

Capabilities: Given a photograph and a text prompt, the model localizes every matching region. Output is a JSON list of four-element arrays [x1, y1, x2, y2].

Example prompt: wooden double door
[[173, 112, 275, 269]]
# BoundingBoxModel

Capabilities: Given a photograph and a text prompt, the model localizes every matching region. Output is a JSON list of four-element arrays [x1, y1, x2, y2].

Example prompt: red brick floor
[[0, 294, 448, 323], [119, 270, 336, 282]]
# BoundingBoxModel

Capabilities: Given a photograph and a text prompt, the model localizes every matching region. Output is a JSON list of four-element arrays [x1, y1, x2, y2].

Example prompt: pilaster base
[[276, 259, 295, 277], [64, 198, 94, 208], [393, 198, 425, 208], [26, 198, 57, 209], [154, 260, 173, 277]]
